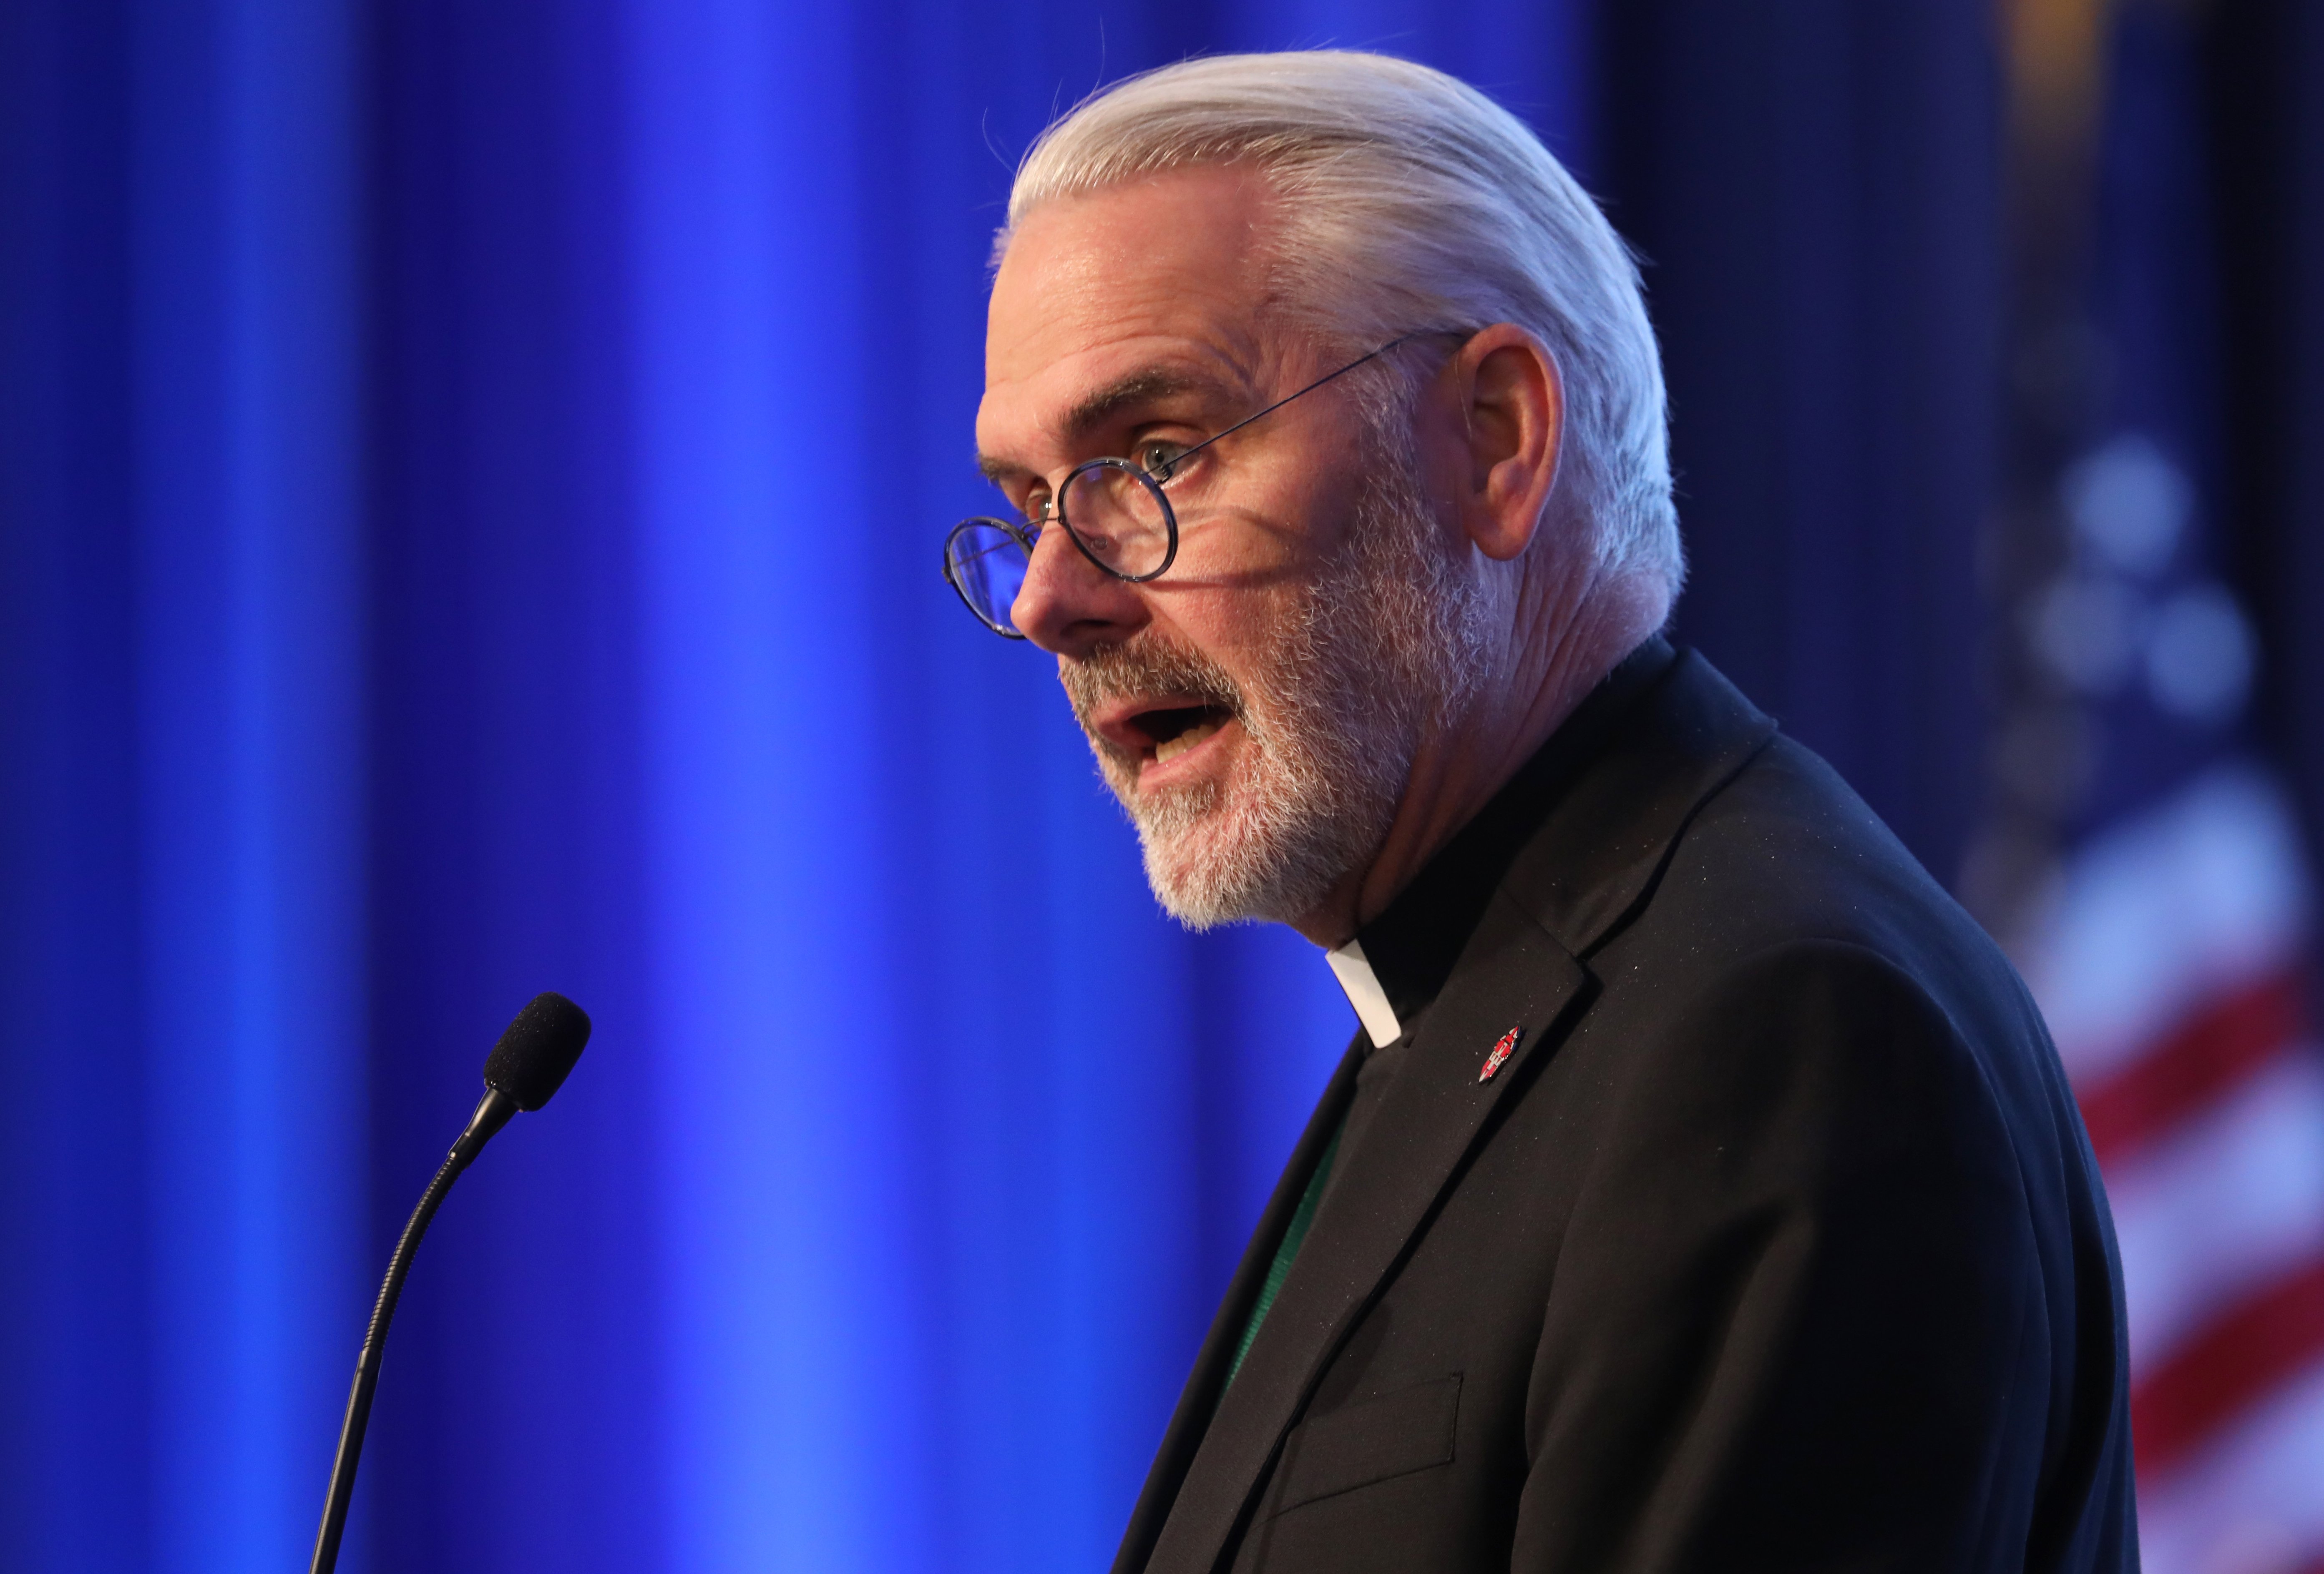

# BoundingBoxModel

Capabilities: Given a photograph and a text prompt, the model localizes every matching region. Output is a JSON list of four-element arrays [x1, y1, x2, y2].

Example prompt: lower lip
[[1139, 717, 1238, 786]]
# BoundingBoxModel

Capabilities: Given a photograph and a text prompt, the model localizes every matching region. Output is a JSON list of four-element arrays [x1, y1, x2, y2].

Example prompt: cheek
[[1139, 594, 1260, 674], [1270, 438, 1378, 562], [1190, 463, 1368, 587], [1149, 581, 1307, 700]]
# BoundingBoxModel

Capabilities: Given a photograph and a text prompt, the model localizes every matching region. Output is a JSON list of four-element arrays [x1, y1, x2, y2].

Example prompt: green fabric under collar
[[1222, 1120, 1344, 1396]]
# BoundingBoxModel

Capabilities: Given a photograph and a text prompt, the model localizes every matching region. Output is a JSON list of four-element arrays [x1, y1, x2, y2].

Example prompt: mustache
[[1061, 636, 1249, 758]]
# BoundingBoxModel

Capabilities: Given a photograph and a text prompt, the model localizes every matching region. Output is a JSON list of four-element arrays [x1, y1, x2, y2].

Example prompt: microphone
[[308, 992, 592, 1574]]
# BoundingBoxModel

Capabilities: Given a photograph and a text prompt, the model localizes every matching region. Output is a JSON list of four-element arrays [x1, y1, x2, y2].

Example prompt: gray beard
[[1061, 427, 1495, 930]]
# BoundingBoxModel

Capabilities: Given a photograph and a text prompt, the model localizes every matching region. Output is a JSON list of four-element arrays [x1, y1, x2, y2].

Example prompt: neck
[[1288, 575, 1650, 949]]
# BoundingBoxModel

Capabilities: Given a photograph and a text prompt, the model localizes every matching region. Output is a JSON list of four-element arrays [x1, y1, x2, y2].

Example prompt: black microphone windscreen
[[483, 992, 592, 1111]]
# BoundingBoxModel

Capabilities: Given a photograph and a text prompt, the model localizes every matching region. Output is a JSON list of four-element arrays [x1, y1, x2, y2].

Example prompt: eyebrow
[[976, 364, 1241, 482]]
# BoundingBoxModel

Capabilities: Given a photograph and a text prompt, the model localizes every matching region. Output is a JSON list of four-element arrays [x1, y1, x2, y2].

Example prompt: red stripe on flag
[[2075, 969, 2307, 1166], [2133, 1253, 2324, 1476]]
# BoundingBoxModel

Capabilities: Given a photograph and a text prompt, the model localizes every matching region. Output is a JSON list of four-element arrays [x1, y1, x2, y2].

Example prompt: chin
[[1134, 779, 1369, 932], [1142, 838, 1319, 931]]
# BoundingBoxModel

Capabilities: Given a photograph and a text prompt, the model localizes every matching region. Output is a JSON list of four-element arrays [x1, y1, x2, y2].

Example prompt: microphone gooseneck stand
[[308, 1090, 516, 1574], [307, 990, 591, 1574]]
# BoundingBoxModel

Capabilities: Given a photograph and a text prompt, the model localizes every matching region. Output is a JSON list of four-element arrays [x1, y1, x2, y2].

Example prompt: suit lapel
[[1141, 891, 1592, 1573]]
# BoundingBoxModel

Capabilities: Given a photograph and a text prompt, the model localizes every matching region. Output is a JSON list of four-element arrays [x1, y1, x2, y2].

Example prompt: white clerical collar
[[1325, 938, 1404, 1049]]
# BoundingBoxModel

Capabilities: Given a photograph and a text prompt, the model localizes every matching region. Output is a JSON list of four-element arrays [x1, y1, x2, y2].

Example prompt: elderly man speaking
[[944, 51, 2136, 1574]]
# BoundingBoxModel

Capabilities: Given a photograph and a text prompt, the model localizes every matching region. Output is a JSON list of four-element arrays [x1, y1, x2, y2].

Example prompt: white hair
[[1002, 50, 1683, 618]]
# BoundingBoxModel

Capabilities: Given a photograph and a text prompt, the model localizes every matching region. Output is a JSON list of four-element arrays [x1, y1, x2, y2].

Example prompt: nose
[[1011, 521, 1150, 656]]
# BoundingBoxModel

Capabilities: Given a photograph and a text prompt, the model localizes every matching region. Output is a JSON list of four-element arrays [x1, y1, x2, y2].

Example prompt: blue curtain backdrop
[[0, 1, 2166, 1570], [2209, 0, 2324, 861], [2, 2, 367, 1570], [1597, 0, 1999, 884]]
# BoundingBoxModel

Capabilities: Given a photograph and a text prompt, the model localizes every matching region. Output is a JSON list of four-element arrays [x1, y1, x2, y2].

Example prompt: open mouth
[[1127, 703, 1235, 767]]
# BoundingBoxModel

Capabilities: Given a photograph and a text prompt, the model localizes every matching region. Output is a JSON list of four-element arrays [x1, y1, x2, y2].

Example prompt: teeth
[[1153, 718, 1224, 765]]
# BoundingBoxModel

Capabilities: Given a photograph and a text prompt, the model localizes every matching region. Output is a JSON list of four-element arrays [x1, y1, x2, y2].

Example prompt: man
[[947, 51, 2137, 1573]]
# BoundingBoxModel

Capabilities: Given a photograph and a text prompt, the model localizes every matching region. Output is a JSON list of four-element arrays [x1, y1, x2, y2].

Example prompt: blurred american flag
[[2020, 752, 2324, 1570], [1983, 3, 2324, 1566]]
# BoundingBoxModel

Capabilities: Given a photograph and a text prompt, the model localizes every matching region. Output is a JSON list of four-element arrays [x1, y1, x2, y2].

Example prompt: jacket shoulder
[[1643, 731, 2030, 1030]]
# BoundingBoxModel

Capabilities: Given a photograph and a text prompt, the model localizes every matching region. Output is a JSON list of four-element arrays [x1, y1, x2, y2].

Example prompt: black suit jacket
[[1114, 643, 2137, 1574]]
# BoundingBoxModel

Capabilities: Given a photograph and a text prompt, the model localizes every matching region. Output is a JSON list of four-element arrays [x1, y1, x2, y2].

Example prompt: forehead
[[978, 165, 1282, 463]]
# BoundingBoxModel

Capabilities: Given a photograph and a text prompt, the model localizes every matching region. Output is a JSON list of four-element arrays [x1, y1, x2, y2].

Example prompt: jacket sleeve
[[1511, 937, 2055, 1572]]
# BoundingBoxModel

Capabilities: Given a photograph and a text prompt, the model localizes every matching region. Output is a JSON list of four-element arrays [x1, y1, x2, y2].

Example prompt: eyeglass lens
[[1059, 460, 1172, 580], [946, 460, 1176, 635], [944, 521, 1032, 635]]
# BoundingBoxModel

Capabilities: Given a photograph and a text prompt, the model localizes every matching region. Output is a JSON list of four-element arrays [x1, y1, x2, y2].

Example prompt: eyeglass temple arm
[[1164, 334, 1418, 470]]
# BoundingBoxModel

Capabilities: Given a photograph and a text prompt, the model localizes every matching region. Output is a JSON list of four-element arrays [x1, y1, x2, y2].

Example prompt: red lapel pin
[[1479, 1025, 1522, 1083]]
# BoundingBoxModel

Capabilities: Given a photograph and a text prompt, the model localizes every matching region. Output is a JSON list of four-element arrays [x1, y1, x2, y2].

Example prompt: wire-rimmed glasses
[[942, 335, 1415, 638]]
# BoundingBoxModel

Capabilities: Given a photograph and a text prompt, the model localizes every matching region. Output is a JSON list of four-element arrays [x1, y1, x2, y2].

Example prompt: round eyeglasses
[[942, 336, 1415, 638]]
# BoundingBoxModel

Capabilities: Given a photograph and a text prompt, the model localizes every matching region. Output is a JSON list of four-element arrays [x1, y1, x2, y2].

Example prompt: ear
[[1442, 325, 1563, 562]]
